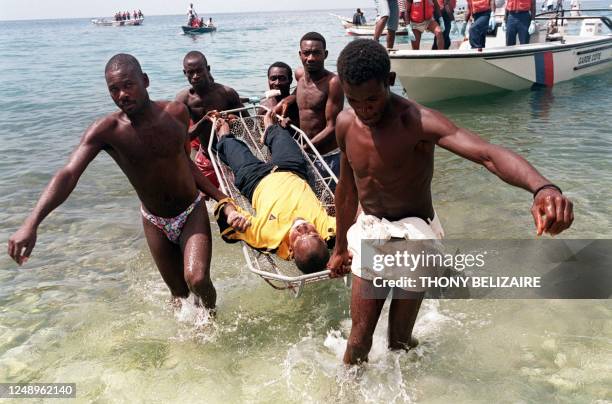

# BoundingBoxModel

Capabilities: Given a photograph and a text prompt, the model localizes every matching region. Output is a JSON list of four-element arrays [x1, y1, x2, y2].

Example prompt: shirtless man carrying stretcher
[[7, 54, 247, 310], [327, 39, 574, 365]]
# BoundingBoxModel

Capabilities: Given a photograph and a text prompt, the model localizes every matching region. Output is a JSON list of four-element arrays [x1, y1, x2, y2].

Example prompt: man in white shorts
[[373, 0, 400, 49]]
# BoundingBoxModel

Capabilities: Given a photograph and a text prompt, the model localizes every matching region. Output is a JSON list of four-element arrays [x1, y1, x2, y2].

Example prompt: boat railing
[[535, 10, 612, 30]]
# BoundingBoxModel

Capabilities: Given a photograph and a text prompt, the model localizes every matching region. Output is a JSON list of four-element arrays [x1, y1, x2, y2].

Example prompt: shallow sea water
[[0, 6, 611, 403]]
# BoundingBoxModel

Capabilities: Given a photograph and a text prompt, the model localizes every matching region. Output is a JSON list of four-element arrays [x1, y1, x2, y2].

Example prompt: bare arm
[[309, 76, 344, 149], [169, 101, 251, 232], [175, 89, 203, 140], [272, 93, 297, 117], [327, 113, 357, 276], [8, 120, 106, 264], [424, 106, 573, 235], [426, 108, 549, 191], [170, 100, 230, 203]]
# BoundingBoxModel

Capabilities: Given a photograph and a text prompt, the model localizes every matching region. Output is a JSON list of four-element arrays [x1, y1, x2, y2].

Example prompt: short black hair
[[267, 61, 292, 78], [293, 239, 330, 274], [300, 32, 326, 49], [105, 53, 142, 75], [337, 39, 390, 85], [183, 50, 207, 64]]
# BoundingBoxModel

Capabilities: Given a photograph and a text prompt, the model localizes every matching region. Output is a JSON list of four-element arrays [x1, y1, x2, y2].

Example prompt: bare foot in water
[[389, 336, 419, 351], [171, 296, 183, 310]]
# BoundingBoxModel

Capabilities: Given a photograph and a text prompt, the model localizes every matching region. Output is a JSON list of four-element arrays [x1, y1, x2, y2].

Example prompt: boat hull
[[346, 26, 411, 36], [390, 36, 612, 102], [182, 26, 216, 34], [91, 18, 143, 26]]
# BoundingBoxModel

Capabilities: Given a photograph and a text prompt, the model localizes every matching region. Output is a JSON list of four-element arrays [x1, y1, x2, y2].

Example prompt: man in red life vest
[[504, 0, 537, 45], [465, 0, 496, 48], [406, 0, 445, 50]]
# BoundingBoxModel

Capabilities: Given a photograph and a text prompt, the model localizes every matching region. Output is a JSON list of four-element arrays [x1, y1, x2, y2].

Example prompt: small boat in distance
[[91, 17, 144, 26], [182, 25, 216, 34]]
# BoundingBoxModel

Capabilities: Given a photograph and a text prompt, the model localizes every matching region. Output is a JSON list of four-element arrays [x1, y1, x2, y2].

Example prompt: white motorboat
[[91, 17, 144, 26], [389, 14, 612, 103], [346, 24, 412, 36], [331, 13, 411, 36]]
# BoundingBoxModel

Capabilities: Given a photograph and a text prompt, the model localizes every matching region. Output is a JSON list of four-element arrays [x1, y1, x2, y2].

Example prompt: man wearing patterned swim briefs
[[8, 54, 248, 310]]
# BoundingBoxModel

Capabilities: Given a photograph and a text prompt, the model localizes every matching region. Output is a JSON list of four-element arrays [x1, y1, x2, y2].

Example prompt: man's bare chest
[[113, 122, 186, 161], [346, 130, 432, 176], [297, 83, 328, 111], [188, 93, 230, 112]]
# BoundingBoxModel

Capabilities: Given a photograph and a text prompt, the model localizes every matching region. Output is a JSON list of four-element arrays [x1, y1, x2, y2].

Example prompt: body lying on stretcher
[[212, 111, 336, 274]]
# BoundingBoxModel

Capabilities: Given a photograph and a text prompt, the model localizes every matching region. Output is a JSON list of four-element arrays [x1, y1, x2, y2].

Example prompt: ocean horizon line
[[0, 7, 363, 23]]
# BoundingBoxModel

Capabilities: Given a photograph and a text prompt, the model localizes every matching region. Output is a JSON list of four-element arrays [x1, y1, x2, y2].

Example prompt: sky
[[0, 0, 365, 21]]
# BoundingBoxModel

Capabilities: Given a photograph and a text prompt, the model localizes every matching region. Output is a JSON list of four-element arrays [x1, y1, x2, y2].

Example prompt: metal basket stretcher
[[206, 105, 344, 297]]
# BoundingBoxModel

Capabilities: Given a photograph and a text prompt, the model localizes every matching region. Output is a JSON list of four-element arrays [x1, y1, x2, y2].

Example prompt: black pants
[[432, 9, 453, 50], [215, 124, 309, 202]]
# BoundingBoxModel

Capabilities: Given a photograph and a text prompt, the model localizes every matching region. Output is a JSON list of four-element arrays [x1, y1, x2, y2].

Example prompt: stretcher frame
[[206, 105, 346, 297]]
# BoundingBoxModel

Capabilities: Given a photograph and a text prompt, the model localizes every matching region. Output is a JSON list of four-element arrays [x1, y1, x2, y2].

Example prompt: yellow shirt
[[215, 172, 336, 259]]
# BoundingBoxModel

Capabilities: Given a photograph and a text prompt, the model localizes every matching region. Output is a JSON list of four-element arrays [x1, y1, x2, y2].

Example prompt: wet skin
[[259, 66, 300, 126], [7, 63, 244, 309], [328, 76, 574, 364], [294, 40, 344, 154], [175, 54, 245, 146]]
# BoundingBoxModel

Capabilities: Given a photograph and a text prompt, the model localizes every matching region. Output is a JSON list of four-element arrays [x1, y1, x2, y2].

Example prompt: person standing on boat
[[187, 3, 198, 26], [569, 0, 581, 16], [328, 39, 574, 365], [406, 0, 445, 50], [373, 0, 401, 49], [175, 51, 247, 188], [504, 0, 537, 45], [555, 0, 563, 11], [465, 0, 496, 48], [353, 8, 366, 25], [432, 0, 456, 49], [188, 3, 198, 18]]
